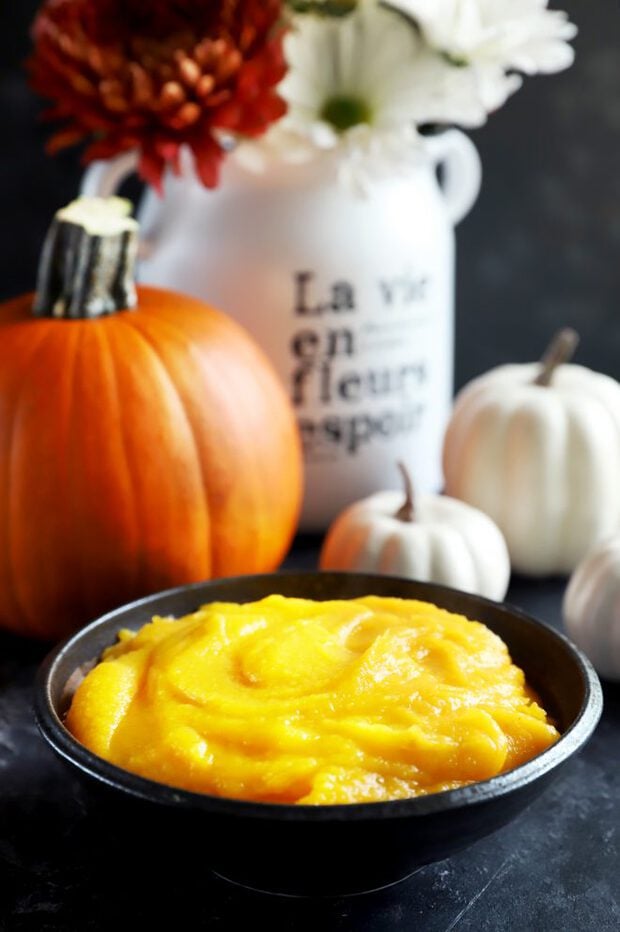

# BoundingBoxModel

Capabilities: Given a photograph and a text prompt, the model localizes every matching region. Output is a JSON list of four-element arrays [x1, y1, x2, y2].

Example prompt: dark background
[[1, 0, 619, 386]]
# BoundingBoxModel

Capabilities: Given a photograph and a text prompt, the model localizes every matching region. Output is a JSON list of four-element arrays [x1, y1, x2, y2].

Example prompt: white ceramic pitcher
[[82, 131, 481, 530]]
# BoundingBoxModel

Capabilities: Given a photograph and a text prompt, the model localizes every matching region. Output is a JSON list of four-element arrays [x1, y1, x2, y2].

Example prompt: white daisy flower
[[386, 0, 577, 110], [236, 2, 484, 191], [281, 4, 426, 146], [235, 0, 576, 189]]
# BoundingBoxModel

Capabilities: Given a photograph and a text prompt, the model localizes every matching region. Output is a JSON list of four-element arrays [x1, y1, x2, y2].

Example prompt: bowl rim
[[35, 571, 603, 822]]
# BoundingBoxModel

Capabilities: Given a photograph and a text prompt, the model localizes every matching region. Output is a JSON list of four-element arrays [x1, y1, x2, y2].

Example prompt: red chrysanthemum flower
[[28, 0, 288, 191]]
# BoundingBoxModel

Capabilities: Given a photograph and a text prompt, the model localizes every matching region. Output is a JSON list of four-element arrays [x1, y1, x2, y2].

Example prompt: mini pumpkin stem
[[33, 197, 139, 319], [394, 462, 415, 523], [534, 328, 580, 387]]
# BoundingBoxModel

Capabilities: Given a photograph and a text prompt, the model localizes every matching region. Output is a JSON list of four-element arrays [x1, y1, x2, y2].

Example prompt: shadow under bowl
[[35, 572, 602, 897]]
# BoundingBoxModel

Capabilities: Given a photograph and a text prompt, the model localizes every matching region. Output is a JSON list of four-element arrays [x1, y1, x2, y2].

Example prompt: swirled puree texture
[[66, 596, 559, 804]]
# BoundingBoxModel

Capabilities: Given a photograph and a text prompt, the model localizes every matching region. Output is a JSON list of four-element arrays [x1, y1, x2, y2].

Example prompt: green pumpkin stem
[[534, 328, 580, 387], [395, 462, 415, 523], [33, 197, 139, 320]]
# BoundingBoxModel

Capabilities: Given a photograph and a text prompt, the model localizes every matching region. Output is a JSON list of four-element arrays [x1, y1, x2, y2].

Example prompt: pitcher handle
[[80, 150, 139, 199], [424, 129, 482, 226], [79, 151, 162, 257]]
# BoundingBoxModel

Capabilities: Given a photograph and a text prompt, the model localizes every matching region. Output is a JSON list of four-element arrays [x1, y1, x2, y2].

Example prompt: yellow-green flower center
[[289, 0, 357, 14], [442, 51, 469, 68], [321, 95, 372, 132]]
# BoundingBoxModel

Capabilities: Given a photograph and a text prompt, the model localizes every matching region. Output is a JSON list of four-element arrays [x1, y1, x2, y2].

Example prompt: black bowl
[[35, 572, 602, 897]]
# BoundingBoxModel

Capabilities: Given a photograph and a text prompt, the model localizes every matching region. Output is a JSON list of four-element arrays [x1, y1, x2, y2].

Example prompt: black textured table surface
[[1, 537, 618, 932]]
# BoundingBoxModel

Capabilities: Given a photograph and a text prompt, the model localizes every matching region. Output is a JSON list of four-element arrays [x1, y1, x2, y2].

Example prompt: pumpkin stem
[[394, 462, 415, 523], [33, 197, 139, 319], [534, 328, 580, 387]]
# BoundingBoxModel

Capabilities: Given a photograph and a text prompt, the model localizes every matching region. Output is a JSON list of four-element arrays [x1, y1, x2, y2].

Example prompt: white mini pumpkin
[[443, 329, 620, 576], [319, 464, 510, 601], [563, 536, 620, 681]]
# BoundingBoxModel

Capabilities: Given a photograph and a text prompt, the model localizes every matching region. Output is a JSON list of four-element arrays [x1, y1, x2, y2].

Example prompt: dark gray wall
[[456, 0, 620, 384], [1, 0, 618, 387]]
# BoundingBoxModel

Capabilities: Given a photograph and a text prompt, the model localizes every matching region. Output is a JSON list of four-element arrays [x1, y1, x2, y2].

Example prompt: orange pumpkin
[[0, 198, 302, 639]]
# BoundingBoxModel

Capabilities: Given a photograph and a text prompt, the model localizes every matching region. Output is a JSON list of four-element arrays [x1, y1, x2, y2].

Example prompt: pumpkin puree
[[66, 596, 559, 804]]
